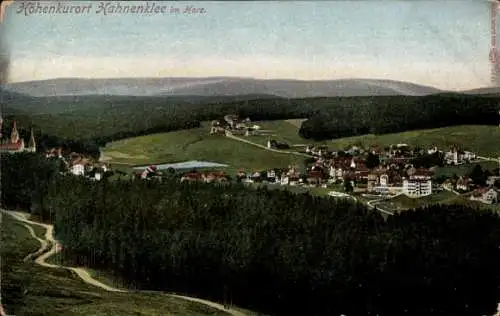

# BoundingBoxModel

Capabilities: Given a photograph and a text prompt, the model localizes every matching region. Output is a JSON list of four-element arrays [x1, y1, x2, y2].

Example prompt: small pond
[[133, 160, 229, 170]]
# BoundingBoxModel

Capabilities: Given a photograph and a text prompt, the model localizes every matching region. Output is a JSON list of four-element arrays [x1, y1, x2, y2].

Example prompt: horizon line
[[1, 76, 459, 90]]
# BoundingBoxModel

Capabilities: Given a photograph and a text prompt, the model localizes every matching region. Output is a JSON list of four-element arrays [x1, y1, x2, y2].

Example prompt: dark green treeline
[[3, 153, 500, 316]]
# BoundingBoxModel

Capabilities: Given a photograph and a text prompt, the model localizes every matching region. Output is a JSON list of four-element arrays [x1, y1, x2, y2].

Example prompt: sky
[[0, 0, 493, 90]]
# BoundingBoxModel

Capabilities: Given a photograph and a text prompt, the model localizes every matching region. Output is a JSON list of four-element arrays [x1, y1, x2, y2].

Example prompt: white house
[[444, 150, 459, 165], [402, 174, 432, 197], [455, 176, 471, 191], [462, 151, 476, 162], [379, 174, 389, 187], [266, 169, 276, 180], [427, 146, 438, 155], [470, 188, 498, 204], [280, 175, 289, 185], [71, 164, 85, 176], [329, 166, 336, 178]]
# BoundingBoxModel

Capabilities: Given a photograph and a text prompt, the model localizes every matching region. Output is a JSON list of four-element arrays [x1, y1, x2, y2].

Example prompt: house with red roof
[[470, 188, 498, 204]]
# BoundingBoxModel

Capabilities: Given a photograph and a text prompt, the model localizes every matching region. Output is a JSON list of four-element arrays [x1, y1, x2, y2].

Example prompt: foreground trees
[[3, 154, 500, 316]]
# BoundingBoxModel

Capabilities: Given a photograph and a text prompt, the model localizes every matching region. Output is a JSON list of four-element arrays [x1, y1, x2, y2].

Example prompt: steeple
[[10, 120, 19, 144], [28, 128, 36, 151]]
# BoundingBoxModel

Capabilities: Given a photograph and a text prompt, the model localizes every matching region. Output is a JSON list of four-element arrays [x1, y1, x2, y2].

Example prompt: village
[[179, 140, 500, 206], [43, 127, 500, 207], [2, 116, 498, 210], [206, 114, 500, 205]]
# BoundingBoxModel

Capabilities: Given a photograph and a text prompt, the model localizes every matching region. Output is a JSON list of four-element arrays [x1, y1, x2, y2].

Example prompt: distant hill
[[0, 87, 33, 102], [0, 89, 282, 115], [1, 77, 443, 98], [462, 87, 500, 95]]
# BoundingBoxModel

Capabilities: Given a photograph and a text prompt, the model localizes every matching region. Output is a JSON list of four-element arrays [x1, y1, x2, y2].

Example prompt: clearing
[[104, 121, 500, 180], [325, 125, 500, 157], [247, 121, 500, 160], [104, 122, 305, 171]]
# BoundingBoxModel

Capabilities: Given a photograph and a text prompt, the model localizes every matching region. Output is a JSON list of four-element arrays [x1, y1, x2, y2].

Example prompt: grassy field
[[1, 213, 235, 316], [326, 125, 500, 157], [246, 120, 314, 146], [235, 121, 500, 160], [283, 119, 307, 128], [103, 122, 305, 171], [103, 120, 500, 179], [249, 121, 500, 159]]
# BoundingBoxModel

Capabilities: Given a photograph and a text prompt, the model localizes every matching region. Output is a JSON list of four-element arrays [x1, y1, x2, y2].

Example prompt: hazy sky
[[1, 0, 492, 90]]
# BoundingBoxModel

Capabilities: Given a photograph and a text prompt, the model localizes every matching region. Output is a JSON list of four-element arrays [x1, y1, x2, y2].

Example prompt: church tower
[[10, 120, 19, 144], [27, 128, 36, 152]]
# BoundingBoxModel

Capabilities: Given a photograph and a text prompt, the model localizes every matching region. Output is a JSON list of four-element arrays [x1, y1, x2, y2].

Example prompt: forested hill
[[0, 89, 283, 115], [2, 91, 499, 155], [299, 93, 500, 140], [3, 153, 500, 316]]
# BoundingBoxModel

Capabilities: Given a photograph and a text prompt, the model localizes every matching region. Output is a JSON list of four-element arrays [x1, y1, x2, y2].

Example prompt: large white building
[[402, 174, 432, 197]]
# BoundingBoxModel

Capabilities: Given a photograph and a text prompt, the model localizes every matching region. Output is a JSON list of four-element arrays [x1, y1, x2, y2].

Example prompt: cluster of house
[[45, 148, 109, 181], [306, 143, 477, 166], [304, 143, 500, 205], [194, 143, 483, 200], [180, 170, 230, 183], [302, 144, 445, 197], [442, 175, 500, 205], [210, 114, 262, 136], [427, 146, 477, 165]]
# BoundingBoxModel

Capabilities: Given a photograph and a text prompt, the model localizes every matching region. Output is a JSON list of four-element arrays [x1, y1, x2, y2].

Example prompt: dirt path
[[365, 194, 403, 216], [1, 209, 247, 316], [226, 133, 312, 158]]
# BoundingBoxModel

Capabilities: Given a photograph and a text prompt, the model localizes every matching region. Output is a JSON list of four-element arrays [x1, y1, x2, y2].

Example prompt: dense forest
[[3, 153, 500, 316], [299, 94, 500, 140], [2, 93, 322, 155], [3, 91, 500, 154]]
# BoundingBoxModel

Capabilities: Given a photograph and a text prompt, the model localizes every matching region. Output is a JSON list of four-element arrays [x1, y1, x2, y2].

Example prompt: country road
[[365, 193, 405, 216], [0, 209, 247, 316], [225, 133, 313, 158], [366, 198, 393, 215], [477, 156, 498, 162]]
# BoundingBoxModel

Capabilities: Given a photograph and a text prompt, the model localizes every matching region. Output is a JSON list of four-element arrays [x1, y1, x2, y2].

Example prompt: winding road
[[365, 193, 403, 216], [0, 209, 247, 316]]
